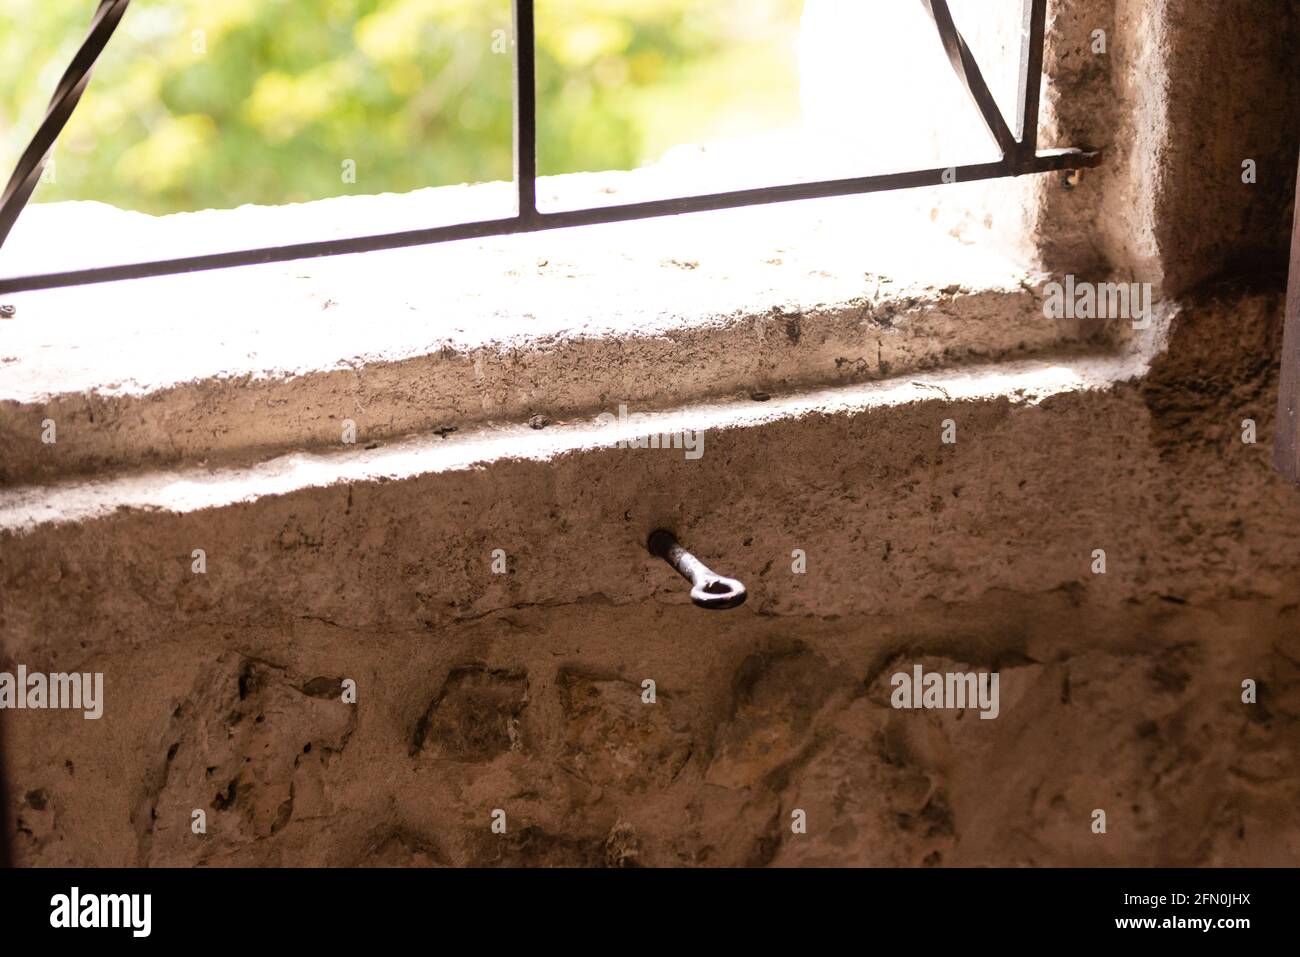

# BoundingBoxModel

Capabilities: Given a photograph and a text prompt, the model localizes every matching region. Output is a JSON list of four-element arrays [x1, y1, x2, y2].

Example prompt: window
[[0, 0, 1096, 295]]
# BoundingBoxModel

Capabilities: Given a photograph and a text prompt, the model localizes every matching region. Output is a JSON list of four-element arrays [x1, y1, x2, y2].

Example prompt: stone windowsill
[[0, 161, 1116, 487]]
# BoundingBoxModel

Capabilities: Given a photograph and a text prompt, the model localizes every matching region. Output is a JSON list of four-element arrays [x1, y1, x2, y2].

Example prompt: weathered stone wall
[[3, 288, 1300, 866], [2, 1, 1299, 867], [1039, 0, 1300, 293]]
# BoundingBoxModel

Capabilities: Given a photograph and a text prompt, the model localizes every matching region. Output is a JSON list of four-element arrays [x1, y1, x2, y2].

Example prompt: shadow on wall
[[1151, 0, 1300, 294]]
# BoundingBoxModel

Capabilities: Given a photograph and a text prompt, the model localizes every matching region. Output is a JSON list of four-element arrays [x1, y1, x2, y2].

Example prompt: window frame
[[0, 0, 1098, 295]]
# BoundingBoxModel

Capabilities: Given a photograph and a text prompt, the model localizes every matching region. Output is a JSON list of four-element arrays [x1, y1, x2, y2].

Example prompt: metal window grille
[[0, 0, 1098, 295]]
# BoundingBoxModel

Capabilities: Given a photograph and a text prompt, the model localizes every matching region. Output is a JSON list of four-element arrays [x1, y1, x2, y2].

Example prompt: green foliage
[[0, 0, 801, 214]]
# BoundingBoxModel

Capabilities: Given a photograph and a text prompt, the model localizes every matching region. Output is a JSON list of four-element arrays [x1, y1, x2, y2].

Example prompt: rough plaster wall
[[1146, 0, 1300, 294], [1038, 0, 1300, 293], [3, 288, 1299, 866], [1033, 0, 1122, 277], [3, 3, 1300, 868], [10, 596, 1297, 868]]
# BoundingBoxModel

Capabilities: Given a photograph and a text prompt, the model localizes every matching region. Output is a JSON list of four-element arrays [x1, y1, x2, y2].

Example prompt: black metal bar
[[1015, 0, 1048, 161], [0, 0, 131, 250], [512, 0, 537, 221], [919, 0, 1017, 156], [0, 149, 1098, 295]]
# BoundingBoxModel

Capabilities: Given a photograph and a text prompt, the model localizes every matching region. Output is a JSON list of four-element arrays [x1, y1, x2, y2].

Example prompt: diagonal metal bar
[[0, 0, 131, 251], [919, 0, 1017, 157], [1015, 0, 1048, 162]]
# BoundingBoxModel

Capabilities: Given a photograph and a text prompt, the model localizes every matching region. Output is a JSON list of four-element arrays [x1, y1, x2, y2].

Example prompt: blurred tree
[[0, 0, 801, 214]]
